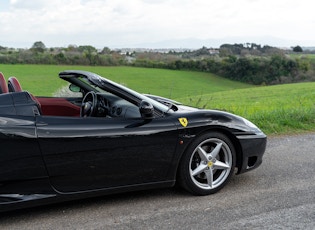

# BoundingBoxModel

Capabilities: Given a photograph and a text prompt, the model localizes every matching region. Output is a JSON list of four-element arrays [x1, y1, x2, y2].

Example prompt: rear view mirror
[[69, 84, 81, 93], [139, 100, 154, 119]]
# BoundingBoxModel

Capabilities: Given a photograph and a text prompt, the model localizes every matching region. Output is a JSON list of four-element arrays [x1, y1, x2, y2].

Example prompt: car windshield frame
[[63, 71, 171, 114]]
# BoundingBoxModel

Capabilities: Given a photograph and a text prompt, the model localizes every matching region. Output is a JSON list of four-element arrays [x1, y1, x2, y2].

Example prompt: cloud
[[0, 0, 314, 48], [10, 0, 47, 9]]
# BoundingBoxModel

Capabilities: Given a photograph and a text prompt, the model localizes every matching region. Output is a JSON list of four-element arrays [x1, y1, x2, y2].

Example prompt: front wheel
[[178, 132, 236, 195]]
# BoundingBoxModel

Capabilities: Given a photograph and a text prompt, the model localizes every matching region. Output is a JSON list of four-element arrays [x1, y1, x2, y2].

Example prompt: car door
[[0, 115, 50, 194], [36, 115, 179, 193]]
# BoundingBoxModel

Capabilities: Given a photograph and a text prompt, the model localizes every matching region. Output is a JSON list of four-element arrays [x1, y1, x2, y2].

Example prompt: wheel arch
[[175, 127, 243, 179]]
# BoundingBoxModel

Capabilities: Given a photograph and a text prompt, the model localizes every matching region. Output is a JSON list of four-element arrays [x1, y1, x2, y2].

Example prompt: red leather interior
[[8, 77, 23, 92], [0, 73, 9, 94], [37, 97, 80, 116], [2, 75, 80, 117]]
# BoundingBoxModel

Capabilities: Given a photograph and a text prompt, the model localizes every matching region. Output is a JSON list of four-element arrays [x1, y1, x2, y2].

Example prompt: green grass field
[[0, 64, 314, 135], [179, 83, 315, 134], [0, 64, 251, 97], [289, 53, 315, 59]]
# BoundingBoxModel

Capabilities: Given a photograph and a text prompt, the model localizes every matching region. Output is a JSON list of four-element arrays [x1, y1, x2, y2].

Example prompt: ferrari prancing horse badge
[[178, 118, 188, 127]]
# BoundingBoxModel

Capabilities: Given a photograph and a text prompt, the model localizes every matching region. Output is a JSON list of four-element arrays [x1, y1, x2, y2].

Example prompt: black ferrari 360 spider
[[0, 70, 266, 211]]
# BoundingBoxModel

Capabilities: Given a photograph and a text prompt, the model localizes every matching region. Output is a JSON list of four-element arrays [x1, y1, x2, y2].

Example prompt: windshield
[[77, 74, 170, 113]]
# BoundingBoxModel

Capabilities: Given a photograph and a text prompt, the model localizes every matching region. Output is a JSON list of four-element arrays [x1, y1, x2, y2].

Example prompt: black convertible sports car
[[0, 70, 266, 212]]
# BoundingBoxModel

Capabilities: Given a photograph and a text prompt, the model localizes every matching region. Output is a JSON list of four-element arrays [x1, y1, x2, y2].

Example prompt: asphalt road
[[1, 133, 315, 230]]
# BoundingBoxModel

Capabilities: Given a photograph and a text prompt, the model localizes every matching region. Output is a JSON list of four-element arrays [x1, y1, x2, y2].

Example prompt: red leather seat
[[0, 72, 9, 94], [7, 76, 42, 114], [8, 76, 23, 92]]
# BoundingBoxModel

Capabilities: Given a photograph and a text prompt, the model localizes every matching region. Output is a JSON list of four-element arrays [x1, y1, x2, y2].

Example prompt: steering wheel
[[80, 91, 98, 117]]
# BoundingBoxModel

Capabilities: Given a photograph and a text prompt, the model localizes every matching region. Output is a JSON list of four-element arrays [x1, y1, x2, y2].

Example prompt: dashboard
[[96, 93, 141, 118]]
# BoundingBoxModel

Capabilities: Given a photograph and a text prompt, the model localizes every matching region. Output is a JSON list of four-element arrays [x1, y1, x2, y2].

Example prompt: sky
[[0, 0, 315, 49]]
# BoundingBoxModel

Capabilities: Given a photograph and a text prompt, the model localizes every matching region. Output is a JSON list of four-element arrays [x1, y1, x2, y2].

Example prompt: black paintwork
[[0, 70, 266, 212]]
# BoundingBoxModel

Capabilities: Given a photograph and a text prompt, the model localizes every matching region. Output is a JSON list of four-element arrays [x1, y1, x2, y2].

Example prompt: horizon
[[2, 39, 314, 50]]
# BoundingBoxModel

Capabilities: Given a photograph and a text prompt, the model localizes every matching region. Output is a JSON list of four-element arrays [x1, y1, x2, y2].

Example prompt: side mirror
[[69, 84, 81, 93], [139, 100, 154, 119]]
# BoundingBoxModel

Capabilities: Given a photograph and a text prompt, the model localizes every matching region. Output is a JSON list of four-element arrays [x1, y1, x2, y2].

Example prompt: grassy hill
[[178, 82, 315, 134], [0, 64, 251, 97], [1, 64, 314, 135]]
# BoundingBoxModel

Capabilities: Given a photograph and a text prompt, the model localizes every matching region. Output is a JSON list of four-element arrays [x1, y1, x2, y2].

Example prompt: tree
[[78, 45, 97, 53], [292, 45, 303, 52], [78, 45, 98, 65], [100, 47, 111, 54], [31, 41, 46, 53]]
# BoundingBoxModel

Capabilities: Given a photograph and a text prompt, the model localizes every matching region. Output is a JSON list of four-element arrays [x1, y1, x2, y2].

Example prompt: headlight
[[242, 118, 258, 129], [242, 117, 263, 134]]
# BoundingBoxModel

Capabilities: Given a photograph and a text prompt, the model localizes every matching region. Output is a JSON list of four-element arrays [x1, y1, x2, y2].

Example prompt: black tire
[[178, 132, 236, 195]]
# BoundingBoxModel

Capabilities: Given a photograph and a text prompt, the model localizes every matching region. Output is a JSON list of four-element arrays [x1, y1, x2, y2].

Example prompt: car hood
[[171, 104, 264, 135]]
